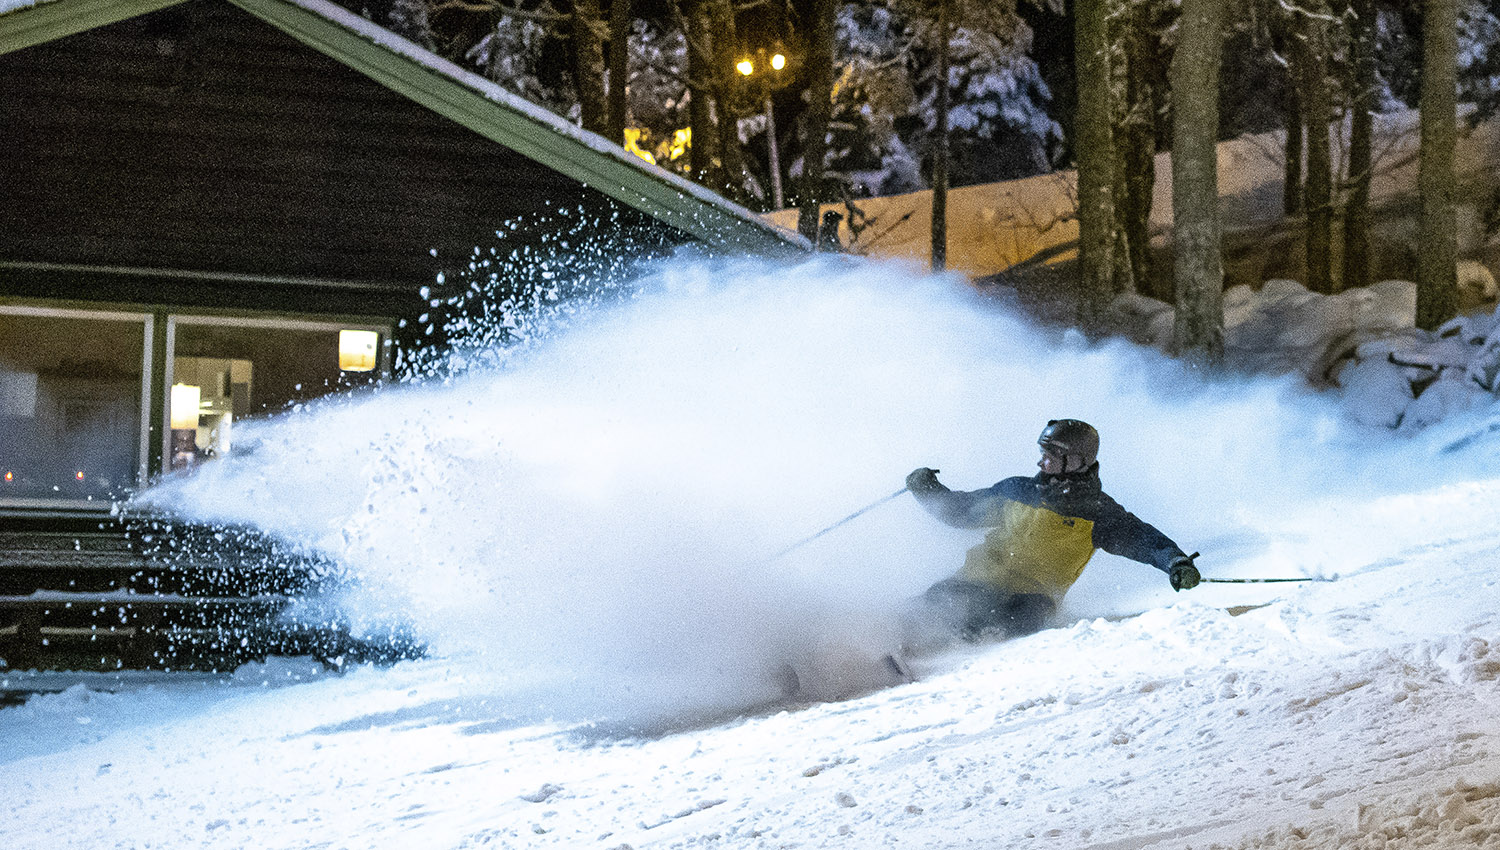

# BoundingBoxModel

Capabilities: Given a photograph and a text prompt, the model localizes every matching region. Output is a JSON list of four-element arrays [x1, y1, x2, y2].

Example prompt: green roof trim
[[0, 0, 187, 53], [0, 0, 810, 257]]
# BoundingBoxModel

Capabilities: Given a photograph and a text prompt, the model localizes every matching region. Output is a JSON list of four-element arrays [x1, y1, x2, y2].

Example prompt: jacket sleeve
[[1090, 494, 1187, 572], [910, 479, 1023, 529]]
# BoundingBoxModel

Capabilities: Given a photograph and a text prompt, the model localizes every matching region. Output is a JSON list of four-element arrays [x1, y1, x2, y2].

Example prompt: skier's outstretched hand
[[905, 467, 943, 494], [1169, 555, 1201, 591]]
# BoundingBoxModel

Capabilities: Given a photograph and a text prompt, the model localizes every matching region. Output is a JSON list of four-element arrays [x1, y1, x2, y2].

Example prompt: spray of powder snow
[[136, 256, 1500, 728]]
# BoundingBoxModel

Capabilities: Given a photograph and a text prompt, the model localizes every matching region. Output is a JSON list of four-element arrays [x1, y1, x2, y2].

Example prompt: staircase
[[0, 510, 421, 674]]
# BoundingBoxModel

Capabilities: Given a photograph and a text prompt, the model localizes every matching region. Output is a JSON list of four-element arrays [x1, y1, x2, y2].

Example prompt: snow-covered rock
[[1107, 277, 1500, 432]]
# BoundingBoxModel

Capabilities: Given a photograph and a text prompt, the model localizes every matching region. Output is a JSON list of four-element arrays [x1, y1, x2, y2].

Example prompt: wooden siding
[[0, 0, 688, 305]]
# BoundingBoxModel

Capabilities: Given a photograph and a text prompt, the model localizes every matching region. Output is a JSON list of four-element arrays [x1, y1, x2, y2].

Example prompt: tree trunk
[[572, 0, 609, 135], [606, 0, 632, 145], [931, 0, 950, 272], [1297, 2, 1334, 294], [1074, 0, 1115, 328], [1343, 0, 1375, 292], [1112, 0, 1157, 298], [705, 0, 747, 199], [1170, 0, 1226, 364], [798, 0, 838, 244], [1283, 82, 1303, 215], [1418, 0, 1459, 329], [683, 0, 717, 183]]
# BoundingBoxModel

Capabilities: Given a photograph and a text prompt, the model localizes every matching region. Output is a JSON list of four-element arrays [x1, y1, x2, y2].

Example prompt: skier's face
[[1038, 446, 1066, 475]]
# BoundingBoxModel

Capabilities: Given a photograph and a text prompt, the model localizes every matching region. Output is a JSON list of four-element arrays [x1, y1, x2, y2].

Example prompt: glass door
[[0, 306, 151, 506]]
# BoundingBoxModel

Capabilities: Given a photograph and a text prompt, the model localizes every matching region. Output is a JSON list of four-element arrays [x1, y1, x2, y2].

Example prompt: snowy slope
[[6, 480, 1500, 849], [6, 257, 1500, 849]]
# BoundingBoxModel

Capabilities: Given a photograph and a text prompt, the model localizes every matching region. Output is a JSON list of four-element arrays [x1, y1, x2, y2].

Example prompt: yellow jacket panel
[[913, 466, 1184, 603]]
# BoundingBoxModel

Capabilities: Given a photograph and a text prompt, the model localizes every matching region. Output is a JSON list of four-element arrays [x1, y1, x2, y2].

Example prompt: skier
[[904, 419, 1200, 642]]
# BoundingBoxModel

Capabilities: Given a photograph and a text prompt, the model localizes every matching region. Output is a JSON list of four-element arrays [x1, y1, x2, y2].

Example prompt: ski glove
[[905, 467, 943, 495], [1168, 555, 1201, 592]]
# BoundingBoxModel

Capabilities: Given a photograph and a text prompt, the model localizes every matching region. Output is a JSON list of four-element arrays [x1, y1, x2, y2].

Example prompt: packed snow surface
[[6, 257, 1500, 849]]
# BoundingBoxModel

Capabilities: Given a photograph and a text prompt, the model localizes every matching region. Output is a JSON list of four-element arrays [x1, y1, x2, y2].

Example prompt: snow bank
[[1106, 278, 1500, 435]]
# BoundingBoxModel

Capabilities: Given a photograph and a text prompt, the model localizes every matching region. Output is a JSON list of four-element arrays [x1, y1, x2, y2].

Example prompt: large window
[[0, 308, 150, 505], [0, 304, 390, 507], [165, 316, 387, 471]]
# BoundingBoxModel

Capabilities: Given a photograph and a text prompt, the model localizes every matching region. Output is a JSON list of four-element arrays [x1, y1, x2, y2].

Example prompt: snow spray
[[135, 253, 1500, 728]]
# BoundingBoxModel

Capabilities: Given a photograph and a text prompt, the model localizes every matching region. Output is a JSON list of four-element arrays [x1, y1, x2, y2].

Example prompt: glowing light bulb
[[170, 384, 201, 429], [339, 329, 380, 372], [3, 471, 12, 482], [75, 470, 85, 481], [771, 53, 786, 70], [737, 59, 754, 76]]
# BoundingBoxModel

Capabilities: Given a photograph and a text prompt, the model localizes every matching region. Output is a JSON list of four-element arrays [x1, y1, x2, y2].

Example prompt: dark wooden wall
[[0, 0, 686, 316]]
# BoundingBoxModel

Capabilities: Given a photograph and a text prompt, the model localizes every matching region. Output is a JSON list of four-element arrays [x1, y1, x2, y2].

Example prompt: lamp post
[[738, 49, 788, 209]]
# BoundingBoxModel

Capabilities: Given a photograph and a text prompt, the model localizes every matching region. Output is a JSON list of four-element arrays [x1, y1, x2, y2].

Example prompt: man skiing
[[905, 419, 1200, 641]]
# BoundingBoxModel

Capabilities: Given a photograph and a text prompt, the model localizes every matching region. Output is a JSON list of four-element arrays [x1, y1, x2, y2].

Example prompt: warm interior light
[[339, 329, 379, 372], [75, 470, 85, 481], [170, 383, 201, 430], [737, 59, 754, 76], [3, 471, 12, 482], [771, 53, 786, 70]]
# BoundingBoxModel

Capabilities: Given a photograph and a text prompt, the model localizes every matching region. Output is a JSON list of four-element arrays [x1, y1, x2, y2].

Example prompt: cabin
[[0, 0, 804, 678]]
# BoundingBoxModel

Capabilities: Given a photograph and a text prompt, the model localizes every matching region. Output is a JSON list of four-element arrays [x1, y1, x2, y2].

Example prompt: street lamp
[[738, 48, 789, 209]]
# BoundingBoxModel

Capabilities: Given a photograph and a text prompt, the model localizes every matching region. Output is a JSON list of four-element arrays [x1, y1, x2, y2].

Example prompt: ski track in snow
[[5, 479, 1500, 849]]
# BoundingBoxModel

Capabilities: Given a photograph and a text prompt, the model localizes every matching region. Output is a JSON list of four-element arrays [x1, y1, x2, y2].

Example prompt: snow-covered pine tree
[[828, 0, 1056, 198]]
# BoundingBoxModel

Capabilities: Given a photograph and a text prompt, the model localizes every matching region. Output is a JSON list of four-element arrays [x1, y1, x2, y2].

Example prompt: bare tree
[[1342, 0, 1375, 291], [679, 0, 719, 183], [1075, 0, 1116, 327], [931, 0, 950, 271], [1111, 0, 1167, 300], [572, 0, 609, 135], [705, 0, 749, 199], [798, 0, 838, 245], [1283, 84, 1304, 215], [1417, 0, 1458, 329], [606, 0, 632, 144], [1293, 0, 1334, 293], [1171, 0, 1226, 363]]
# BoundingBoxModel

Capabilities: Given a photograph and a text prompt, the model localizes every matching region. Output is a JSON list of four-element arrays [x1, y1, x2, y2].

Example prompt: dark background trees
[[337, 0, 1495, 335]]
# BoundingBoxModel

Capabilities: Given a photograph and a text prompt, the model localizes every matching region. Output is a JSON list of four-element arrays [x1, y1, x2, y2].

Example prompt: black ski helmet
[[1038, 419, 1100, 471]]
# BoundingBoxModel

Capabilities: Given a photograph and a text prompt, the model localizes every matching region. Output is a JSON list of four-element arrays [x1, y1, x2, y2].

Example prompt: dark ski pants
[[922, 578, 1056, 640]]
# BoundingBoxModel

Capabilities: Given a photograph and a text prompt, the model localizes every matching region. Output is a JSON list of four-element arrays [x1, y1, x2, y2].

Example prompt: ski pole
[[759, 486, 910, 565], [1199, 576, 1326, 584]]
